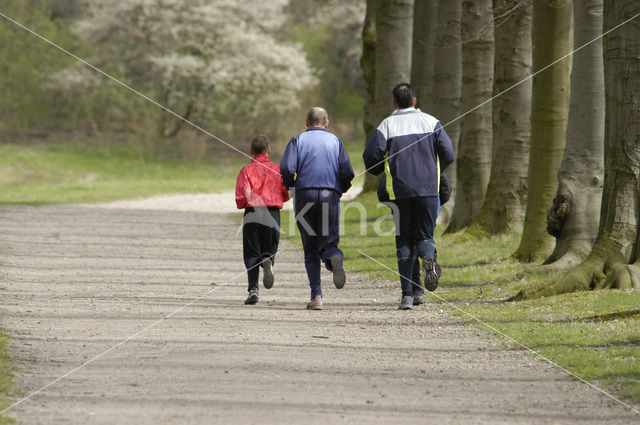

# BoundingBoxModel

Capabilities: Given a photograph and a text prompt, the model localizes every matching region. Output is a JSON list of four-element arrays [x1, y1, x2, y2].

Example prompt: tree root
[[457, 222, 489, 242], [508, 250, 636, 301], [521, 250, 584, 276]]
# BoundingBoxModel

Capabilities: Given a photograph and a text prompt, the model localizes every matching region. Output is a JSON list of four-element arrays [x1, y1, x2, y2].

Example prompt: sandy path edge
[[88, 184, 364, 214]]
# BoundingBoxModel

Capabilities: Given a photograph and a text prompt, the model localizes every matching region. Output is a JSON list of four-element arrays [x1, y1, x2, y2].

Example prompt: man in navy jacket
[[363, 83, 455, 310], [280, 107, 354, 310]]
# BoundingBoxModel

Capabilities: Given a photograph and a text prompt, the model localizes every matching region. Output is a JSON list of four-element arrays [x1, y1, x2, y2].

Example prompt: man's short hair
[[250, 134, 269, 155], [392, 83, 415, 108], [306, 107, 329, 127]]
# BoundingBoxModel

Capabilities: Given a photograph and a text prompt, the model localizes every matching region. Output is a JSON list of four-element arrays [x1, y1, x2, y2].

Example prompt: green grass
[[280, 191, 640, 408], [343, 138, 366, 177], [0, 141, 245, 205], [0, 138, 366, 206], [0, 333, 15, 424]]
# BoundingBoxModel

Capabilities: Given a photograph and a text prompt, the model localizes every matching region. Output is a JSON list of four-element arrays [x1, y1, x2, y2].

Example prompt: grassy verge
[[0, 141, 245, 205], [280, 191, 640, 407], [343, 138, 366, 177], [0, 138, 367, 206], [0, 333, 14, 424], [0, 332, 15, 424]]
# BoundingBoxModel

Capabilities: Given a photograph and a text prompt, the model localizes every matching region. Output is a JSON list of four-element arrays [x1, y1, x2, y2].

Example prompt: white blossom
[[50, 0, 317, 127]]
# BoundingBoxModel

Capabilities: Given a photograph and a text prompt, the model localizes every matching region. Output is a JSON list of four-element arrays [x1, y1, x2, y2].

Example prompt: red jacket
[[235, 154, 290, 209]]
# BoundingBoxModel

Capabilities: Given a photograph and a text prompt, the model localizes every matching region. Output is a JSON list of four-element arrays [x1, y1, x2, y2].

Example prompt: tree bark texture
[[374, 0, 415, 123], [514, 0, 572, 262], [362, 0, 379, 192], [447, 0, 495, 232], [512, 0, 640, 299], [431, 0, 462, 222], [411, 0, 438, 111], [467, 0, 532, 236], [544, 0, 605, 270], [364, 0, 414, 192]]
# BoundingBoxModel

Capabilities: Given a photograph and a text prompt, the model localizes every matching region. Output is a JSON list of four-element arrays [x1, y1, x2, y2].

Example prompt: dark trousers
[[294, 189, 342, 299], [242, 207, 280, 291], [392, 196, 439, 296]]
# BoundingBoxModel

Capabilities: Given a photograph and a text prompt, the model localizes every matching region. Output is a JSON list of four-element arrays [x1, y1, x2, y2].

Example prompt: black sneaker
[[413, 287, 425, 305], [262, 258, 274, 289], [329, 254, 346, 289], [422, 257, 439, 291], [244, 289, 259, 305]]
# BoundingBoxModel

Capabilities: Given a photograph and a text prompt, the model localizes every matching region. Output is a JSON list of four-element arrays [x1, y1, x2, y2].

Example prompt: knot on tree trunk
[[547, 187, 573, 238]]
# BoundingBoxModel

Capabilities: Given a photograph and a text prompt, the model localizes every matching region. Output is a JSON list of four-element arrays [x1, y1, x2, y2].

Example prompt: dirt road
[[0, 199, 637, 424]]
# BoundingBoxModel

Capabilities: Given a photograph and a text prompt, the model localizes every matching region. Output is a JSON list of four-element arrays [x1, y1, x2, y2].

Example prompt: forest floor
[[0, 193, 638, 424]]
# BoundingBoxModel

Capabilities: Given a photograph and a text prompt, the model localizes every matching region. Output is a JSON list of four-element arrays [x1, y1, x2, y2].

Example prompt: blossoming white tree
[[53, 0, 317, 136]]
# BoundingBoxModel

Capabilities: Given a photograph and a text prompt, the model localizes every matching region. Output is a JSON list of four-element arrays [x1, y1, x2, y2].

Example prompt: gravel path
[[0, 194, 638, 424]]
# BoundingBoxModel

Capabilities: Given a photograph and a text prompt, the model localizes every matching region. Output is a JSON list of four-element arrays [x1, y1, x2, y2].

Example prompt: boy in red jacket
[[235, 134, 290, 305]]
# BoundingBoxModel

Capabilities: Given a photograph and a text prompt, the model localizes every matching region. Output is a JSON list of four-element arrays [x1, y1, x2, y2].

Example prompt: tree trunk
[[362, 0, 379, 192], [411, 0, 438, 111], [466, 0, 532, 236], [544, 0, 605, 270], [374, 0, 414, 123], [363, 0, 414, 191], [511, 0, 640, 300], [447, 0, 494, 232], [431, 0, 462, 222], [514, 0, 572, 262]]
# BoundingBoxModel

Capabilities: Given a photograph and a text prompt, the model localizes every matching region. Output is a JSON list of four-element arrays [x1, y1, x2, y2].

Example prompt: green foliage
[[290, 6, 365, 139], [0, 0, 77, 133], [332, 91, 365, 124], [0, 0, 364, 150], [0, 141, 244, 205], [0, 0, 147, 136]]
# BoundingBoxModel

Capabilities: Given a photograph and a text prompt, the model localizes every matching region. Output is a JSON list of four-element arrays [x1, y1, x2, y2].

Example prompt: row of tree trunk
[[361, 0, 640, 298]]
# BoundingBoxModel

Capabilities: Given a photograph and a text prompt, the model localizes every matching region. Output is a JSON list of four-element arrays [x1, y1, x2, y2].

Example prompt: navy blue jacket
[[280, 127, 354, 195], [363, 108, 455, 199]]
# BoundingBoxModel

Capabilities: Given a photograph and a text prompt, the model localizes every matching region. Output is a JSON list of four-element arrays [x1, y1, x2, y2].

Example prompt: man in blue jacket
[[280, 107, 354, 310], [363, 83, 455, 310]]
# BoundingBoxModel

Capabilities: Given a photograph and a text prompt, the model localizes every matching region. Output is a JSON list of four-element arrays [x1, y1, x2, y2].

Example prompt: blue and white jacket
[[363, 108, 455, 200], [280, 127, 354, 195]]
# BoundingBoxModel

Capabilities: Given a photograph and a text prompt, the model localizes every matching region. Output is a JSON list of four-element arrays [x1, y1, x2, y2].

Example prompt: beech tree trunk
[[512, 0, 640, 299], [411, 0, 438, 111], [514, 0, 572, 262], [362, 0, 379, 192], [544, 0, 605, 270], [447, 0, 494, 232], [363, 0, 414, 192], [431, 0, 462, 222], [374, 0, 414, 123], [467, 0, 532, 236]]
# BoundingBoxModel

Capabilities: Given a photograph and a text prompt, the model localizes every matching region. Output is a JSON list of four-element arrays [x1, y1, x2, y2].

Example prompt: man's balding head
[[306, 107, 329, 128]]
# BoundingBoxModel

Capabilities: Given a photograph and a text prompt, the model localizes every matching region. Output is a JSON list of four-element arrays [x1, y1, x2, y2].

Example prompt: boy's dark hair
[[392, 82, 415, 108], [250, 134, 269, 155]]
